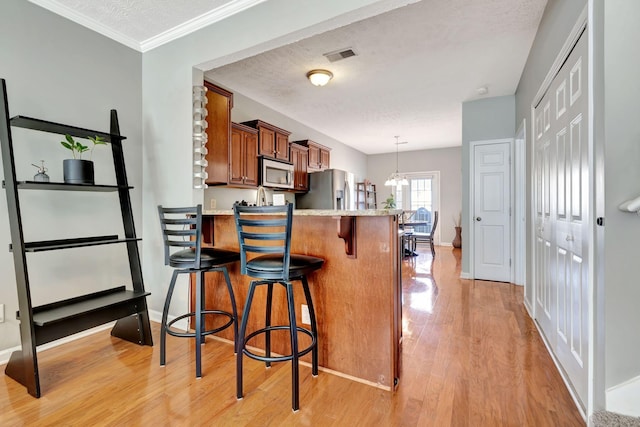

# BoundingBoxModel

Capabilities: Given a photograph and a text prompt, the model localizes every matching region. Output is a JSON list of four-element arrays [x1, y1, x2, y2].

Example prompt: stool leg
[[265, 282, 274, 368], [286, 281, 300, 412], [195, 270, 204, 378], [300, 276, 318, 376], [237, 281, 257, 400], [160, 269, 180, 367], [221, 266, 238, 354]]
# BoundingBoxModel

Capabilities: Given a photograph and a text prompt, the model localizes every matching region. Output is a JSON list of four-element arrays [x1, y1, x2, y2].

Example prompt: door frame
[[468, 138, 514, 282], [515, 120, 527, 291]]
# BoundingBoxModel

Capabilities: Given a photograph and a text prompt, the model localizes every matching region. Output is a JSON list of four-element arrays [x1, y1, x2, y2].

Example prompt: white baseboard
[[149, 309, 188, 331], [0, 322, 115, 367], [0, 345, 22, 366], [533, 319, 586, 421], [0, 312, 193, 367], [524, 298, 534, 318], [607, 375, 640, 417], [460, 272, 470, 279]]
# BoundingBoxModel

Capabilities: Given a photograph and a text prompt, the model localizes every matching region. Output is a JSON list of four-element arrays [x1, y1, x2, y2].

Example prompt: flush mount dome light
[[306, 69, 333, 86]]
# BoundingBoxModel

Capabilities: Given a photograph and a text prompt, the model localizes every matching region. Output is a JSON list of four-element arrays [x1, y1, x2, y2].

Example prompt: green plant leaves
[[60, 134, 107, 160]]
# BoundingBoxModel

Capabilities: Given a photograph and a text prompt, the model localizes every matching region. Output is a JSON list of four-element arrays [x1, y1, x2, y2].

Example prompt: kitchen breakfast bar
[[198, 208, 403, 390]]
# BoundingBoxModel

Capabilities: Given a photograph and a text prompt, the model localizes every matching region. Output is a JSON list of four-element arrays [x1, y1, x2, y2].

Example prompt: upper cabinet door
[[275, 133, 290, 161], [204, 82, 233, 185], [243, 132, 259, 186], [258, 127, 275, 158], [242, 120, 291, 162]]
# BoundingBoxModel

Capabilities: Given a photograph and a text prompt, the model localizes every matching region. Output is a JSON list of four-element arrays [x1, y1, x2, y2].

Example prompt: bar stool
[[233, 203, 324, 412], [157, 204, 239, 378]]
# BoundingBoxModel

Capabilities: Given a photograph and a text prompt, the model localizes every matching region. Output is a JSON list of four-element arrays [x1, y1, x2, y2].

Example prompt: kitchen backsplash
[[205, 187, 295, 210]]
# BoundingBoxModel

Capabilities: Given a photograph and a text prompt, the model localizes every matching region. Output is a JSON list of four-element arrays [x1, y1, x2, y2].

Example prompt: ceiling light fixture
[[306, 69, 333, 87], [384, 136, 409, 187]]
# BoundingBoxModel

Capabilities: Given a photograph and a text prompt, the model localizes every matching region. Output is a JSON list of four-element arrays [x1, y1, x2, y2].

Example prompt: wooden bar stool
[[157, 204, 239, 378], [233, 203, 324, 412]]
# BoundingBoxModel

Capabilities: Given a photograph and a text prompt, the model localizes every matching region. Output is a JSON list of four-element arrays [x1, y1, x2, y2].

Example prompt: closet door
[[533, 30, 589, 407]]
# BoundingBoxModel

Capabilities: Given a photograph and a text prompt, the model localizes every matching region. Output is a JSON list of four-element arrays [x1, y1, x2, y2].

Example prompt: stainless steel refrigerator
[[296, 169, 355, 210]]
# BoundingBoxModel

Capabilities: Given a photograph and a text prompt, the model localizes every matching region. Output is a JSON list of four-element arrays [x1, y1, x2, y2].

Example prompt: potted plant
[[382, 194, 396, 209], [60, 134, 107, 184]]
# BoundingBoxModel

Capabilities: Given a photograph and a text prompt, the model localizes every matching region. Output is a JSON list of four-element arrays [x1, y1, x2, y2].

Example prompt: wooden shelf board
[[3, 181, 131, 192], [11, 236, 141, 252], [29, 288, 150, 327], [10, 115, 125, 142]]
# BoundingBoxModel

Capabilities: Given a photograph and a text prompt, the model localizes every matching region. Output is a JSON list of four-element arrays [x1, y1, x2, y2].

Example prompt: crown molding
[[140, 0, 267, 52], [28, 0, 142, 51], [29, 0, 266, 53]]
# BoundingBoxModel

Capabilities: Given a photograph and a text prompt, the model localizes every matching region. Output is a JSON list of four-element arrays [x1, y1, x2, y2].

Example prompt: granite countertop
[[203, 208, 403, 217]]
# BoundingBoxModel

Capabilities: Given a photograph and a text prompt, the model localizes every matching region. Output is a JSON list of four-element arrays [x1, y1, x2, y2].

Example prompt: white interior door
[[533, 30, 588, 407], [472, 141, 512, 282]]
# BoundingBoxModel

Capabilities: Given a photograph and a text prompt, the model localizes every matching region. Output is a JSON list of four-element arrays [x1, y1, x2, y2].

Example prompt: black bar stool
[[233, 203, 324, 412], [158, 204, 239, 378]]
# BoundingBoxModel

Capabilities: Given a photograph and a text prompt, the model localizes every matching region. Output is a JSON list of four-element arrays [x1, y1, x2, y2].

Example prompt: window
[[396, 172, 439, 235]]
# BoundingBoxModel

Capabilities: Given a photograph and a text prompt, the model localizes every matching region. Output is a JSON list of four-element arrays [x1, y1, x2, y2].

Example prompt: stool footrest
[[243, 325, 316, 363], [166, 310, 234, 338]]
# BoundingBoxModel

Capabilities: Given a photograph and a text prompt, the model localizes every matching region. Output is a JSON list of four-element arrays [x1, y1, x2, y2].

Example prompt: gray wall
[[461, 95, 515, 275], [367, 146, 461, 244], [0, 0, 142, 352], [603, 0, 640, 389], [141, 0, 407, 320]]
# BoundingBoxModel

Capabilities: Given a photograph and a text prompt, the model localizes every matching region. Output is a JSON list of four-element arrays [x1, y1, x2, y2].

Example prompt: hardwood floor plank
[[0, 246, 585, 426]]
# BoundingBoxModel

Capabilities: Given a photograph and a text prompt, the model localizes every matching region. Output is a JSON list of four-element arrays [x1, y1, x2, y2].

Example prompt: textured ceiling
[[206, 0, 547, 154], [32, 0, 547, 154]]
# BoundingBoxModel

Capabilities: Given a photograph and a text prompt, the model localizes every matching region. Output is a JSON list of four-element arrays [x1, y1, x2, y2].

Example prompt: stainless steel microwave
[[260, 157, 294, 189]]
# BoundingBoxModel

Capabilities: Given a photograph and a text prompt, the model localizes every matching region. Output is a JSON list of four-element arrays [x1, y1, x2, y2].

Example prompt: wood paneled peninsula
[[198, 209, 403, 390]]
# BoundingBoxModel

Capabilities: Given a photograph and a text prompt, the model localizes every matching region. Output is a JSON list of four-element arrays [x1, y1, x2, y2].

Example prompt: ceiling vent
[[323, 48, 357, 63]]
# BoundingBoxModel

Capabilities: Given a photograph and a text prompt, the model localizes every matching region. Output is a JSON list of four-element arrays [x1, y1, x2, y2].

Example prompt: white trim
[[524, 298, 534, 319], [0, 322, 115, 366], [535, 319, 587, 420], [468, 138, 515, 281], [532, 8, 588, 108], [606, 376, 640, 417], [27, 0, 267, 53], [140, 0, 268, 52], [149, 309, 189, 331], [0, 345, 22, 366], [514, 120, 526, 288], [460, 272, 471, 279], [28, 0, 141, 51]]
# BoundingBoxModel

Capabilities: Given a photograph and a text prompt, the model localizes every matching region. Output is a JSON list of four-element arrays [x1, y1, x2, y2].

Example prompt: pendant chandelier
[[384, 136, 409, 186]]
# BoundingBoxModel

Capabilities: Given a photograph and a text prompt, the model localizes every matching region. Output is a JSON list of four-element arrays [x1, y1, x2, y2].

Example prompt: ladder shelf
[[0, 78, 153, 398]]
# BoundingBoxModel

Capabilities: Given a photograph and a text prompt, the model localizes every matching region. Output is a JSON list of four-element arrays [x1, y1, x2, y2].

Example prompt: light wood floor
[[0, 247, 585, 426]]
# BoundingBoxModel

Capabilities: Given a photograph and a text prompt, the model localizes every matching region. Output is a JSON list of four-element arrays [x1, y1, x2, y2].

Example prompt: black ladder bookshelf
[[0, 79, 153, 397]]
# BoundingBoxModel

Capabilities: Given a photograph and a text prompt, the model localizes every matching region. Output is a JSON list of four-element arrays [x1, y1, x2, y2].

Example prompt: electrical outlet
[[0, 304, 4, 323], [301, 304, 310, 325], [210, 199, 217, 209]]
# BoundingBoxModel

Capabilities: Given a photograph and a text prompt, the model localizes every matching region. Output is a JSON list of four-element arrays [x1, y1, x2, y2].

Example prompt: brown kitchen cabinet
[[229, 122, 259, 186], [203, 81, 233, 185], [241, 120, 291, 162], [290, 142, 309, 191], [292, 139, 331, 171]]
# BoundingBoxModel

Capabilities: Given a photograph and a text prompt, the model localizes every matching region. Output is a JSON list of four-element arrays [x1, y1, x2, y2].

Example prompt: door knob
[[475, 217, 482, 221]]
